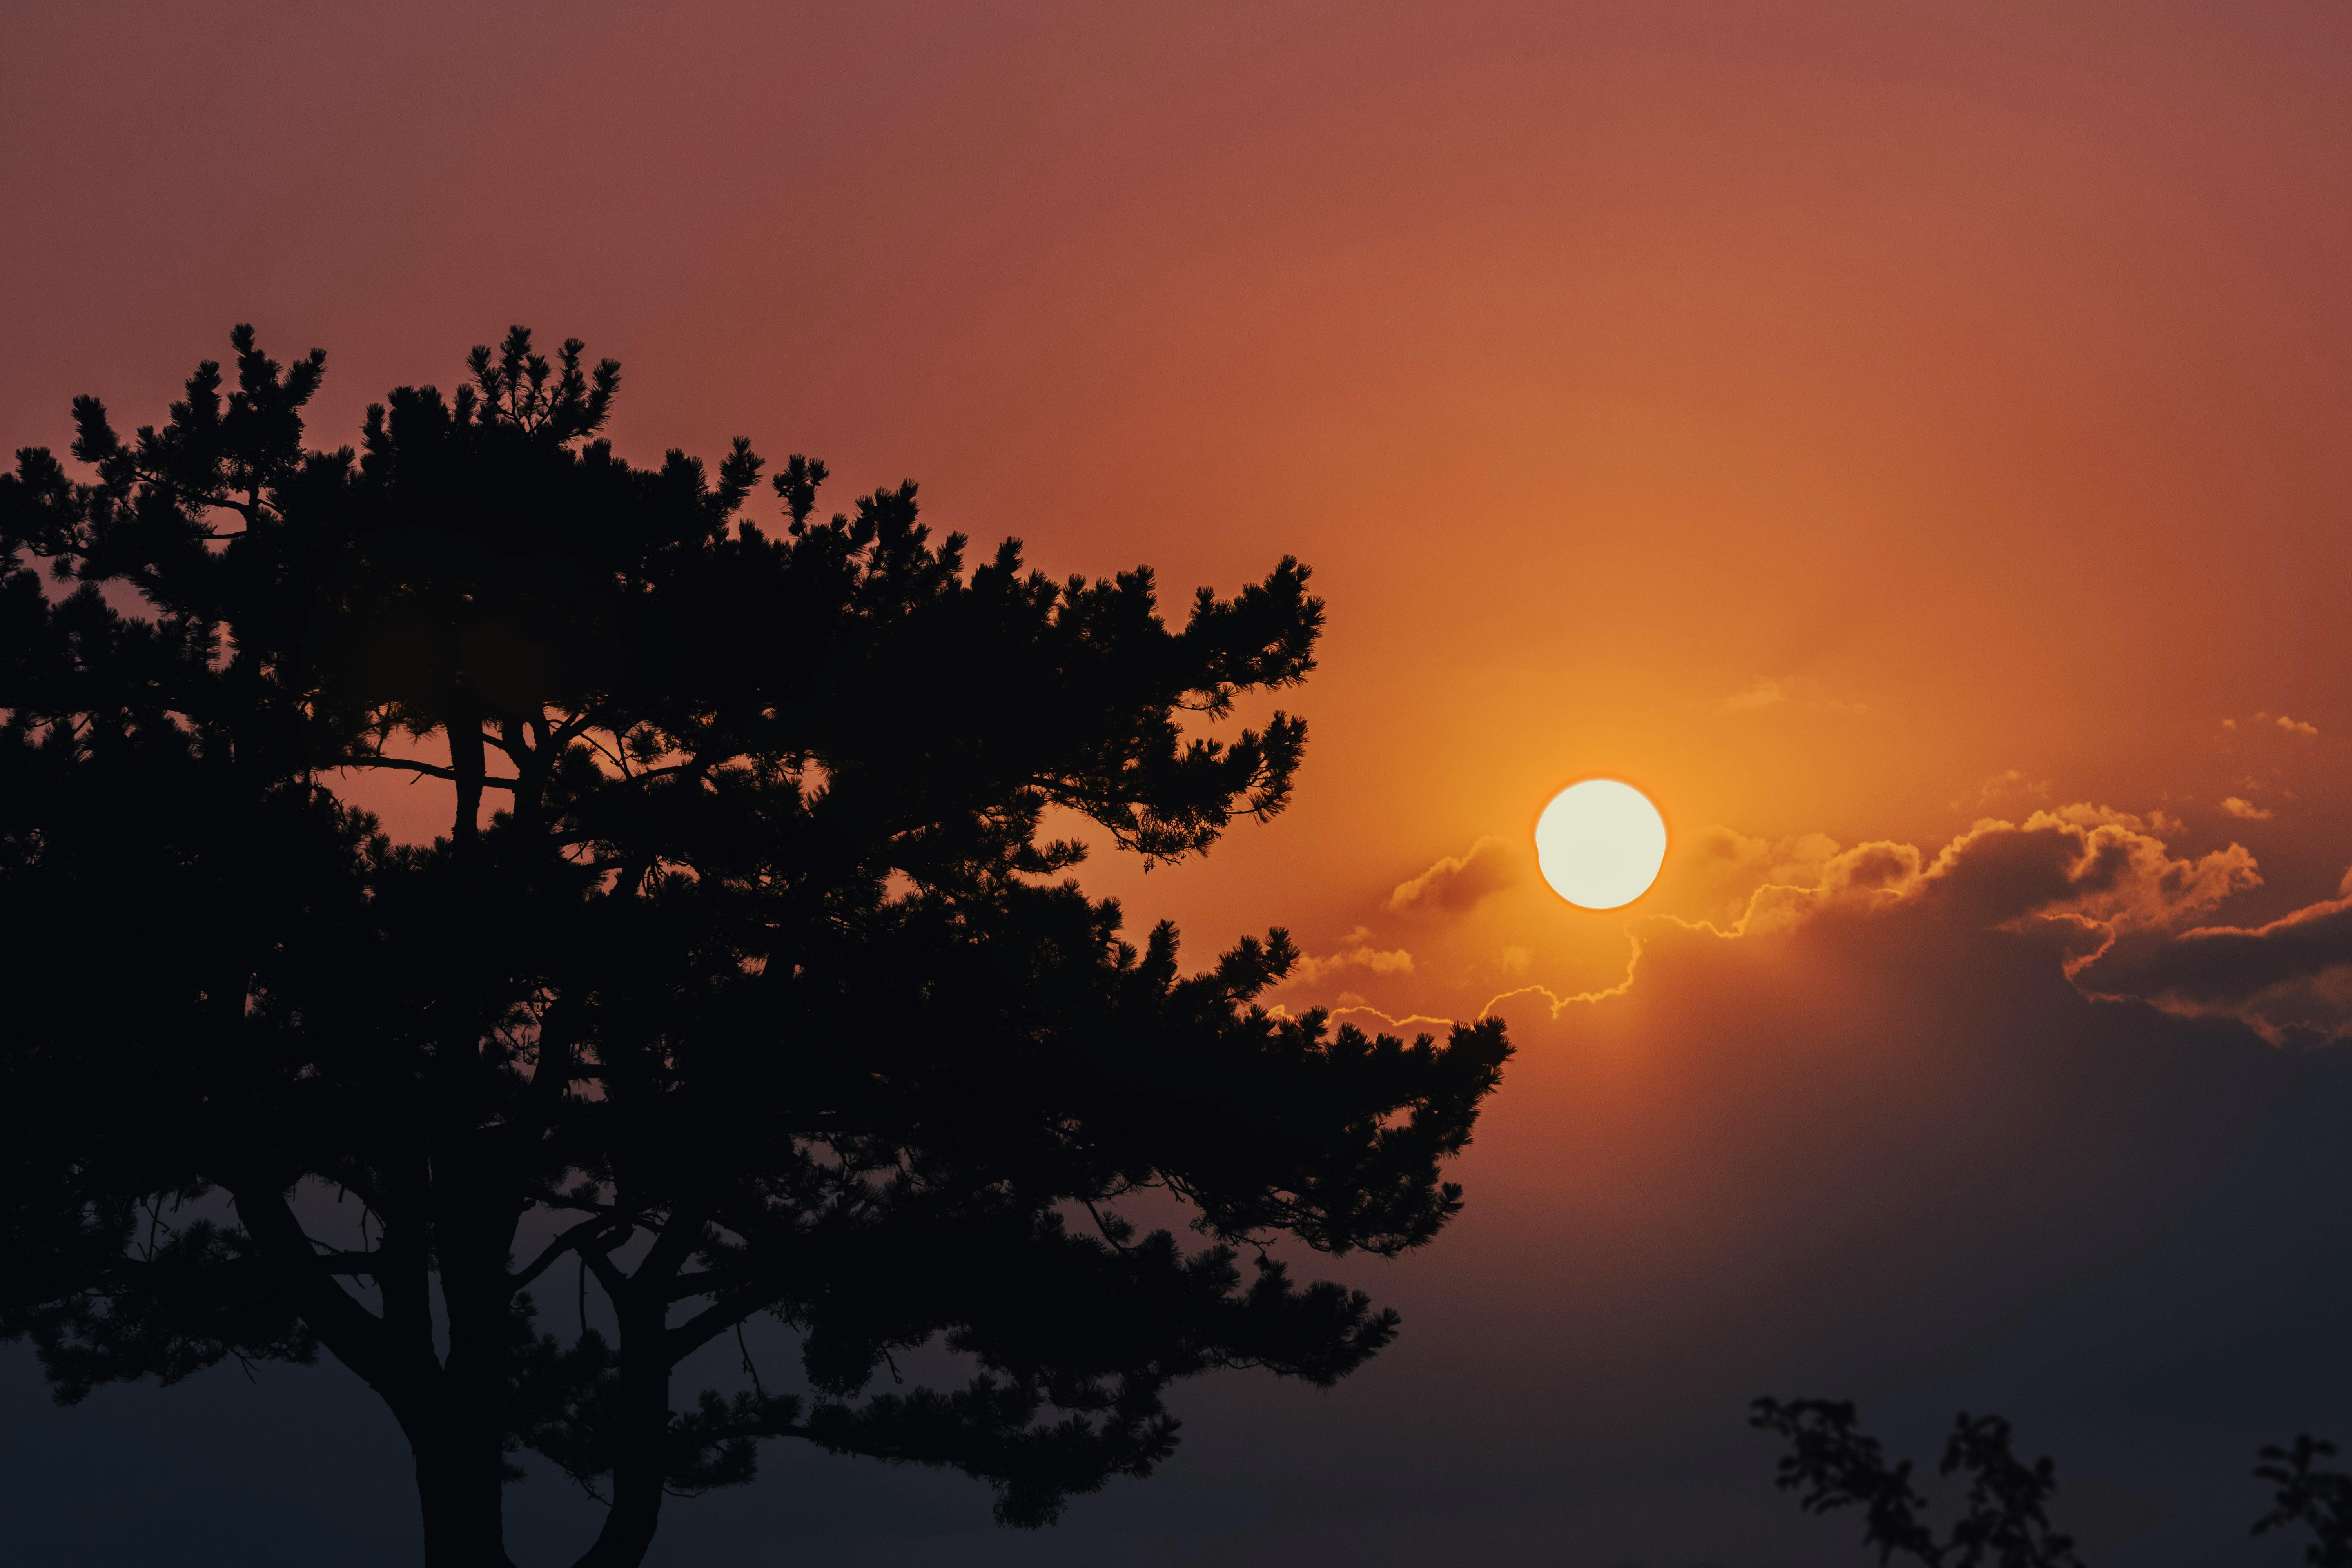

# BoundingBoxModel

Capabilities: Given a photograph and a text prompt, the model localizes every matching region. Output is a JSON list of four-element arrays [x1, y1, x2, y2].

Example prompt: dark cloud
[[2078, 870, 2352, 1043], [1385, 835, 1521, 915]]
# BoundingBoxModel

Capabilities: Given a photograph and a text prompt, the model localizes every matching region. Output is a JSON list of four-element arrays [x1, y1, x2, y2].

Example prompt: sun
[[1535, 779, 1668, 910]]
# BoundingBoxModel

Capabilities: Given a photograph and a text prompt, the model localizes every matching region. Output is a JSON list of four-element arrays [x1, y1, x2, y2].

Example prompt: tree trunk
[[448, 697, 485, 846], [234, 1182, 515, 1565], [410, 1416, 519, 1568], [568, 1291, 671, 1568], [418, 1136, 529, 1568], [568, 1446, 665, 1568]]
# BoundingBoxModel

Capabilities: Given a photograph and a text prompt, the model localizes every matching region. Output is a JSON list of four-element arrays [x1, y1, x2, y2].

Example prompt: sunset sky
[[9, 2, 2352, 1562]]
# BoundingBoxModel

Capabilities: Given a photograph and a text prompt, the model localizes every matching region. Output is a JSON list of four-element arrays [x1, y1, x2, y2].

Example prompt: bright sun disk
[[1535, 779, 1668, 910]]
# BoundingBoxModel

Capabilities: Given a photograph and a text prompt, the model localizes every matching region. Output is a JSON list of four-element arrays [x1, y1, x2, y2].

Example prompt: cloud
[[1725, 806, 2259, 945], [2075, 867, 2352, 1043], [1385, 836, 1520, 915], [1686, 824, 1841, 909], [1970, 768, 2052, 806], [1711, 675, 1867, 717], [2222, 796, 2273, 820], [2238, 711, 2320, 739], [1480, 805, 2271, 1036], [1287, 927, 1416, 985], [1688, 824, 1768, 872], [1714, 677, 1787, 713]]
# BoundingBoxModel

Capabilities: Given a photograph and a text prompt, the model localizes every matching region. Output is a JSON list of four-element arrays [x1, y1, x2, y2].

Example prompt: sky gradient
[[8, 2, 2352, 1562]]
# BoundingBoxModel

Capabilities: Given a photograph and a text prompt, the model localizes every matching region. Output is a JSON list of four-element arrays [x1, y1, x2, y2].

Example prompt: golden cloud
[[1713, 677, 1787, 713], [1289, 926, 1416, 985], [1386, 836, 1520, 915], [1711, 675, 1866, 717], [1733, 807, 2259, 939], [1472, 798, 2352, 1071]]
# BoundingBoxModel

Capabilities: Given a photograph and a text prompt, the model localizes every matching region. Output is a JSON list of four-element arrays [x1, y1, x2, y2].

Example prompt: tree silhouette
[[2256, 1436, 2352, 1566], [0, 326, 1511, 1568], [1756, 1396, 2352, 1566], [1749, 1397, 2083, 1567]]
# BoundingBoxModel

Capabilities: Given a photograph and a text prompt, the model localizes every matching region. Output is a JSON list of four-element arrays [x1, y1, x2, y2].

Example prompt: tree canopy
[[0, 327, 1511, 1568]]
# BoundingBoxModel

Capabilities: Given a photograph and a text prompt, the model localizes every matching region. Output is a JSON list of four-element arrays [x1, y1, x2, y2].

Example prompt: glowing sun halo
[[1535, 780, 1668, 910]]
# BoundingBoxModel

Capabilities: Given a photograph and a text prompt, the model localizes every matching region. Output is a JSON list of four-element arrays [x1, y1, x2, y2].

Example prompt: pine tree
[[0, 327, 1510, 1568]]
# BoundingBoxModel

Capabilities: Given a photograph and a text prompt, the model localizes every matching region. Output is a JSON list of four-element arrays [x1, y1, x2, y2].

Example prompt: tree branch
[[229, 1183, 419, 1396], [512, 1215, 624, 1291], [334, 753, 520, 790]]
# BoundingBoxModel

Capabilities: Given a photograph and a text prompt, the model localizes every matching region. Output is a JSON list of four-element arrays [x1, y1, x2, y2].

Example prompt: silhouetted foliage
[[0, 326, 1511, 1568], [1749, 1397, 2083, 1567], [2257, 1436, 2352, 1566], [1757, 1397, 2352, 1567]]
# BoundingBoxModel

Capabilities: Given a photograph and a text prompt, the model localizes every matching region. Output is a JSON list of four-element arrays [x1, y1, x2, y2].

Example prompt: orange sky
[[9, 3, 2352, 1562]]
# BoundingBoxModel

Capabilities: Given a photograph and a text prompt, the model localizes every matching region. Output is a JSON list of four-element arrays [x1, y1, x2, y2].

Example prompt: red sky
[[9, 3, 2352, 1563]]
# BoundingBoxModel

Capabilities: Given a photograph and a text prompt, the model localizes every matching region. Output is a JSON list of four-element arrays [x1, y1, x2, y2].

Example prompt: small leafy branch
[[1755, 1396, 2352, 1567], [2256, 1436, 2352, 1567], [1750, 1397, 2082, 1568]]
